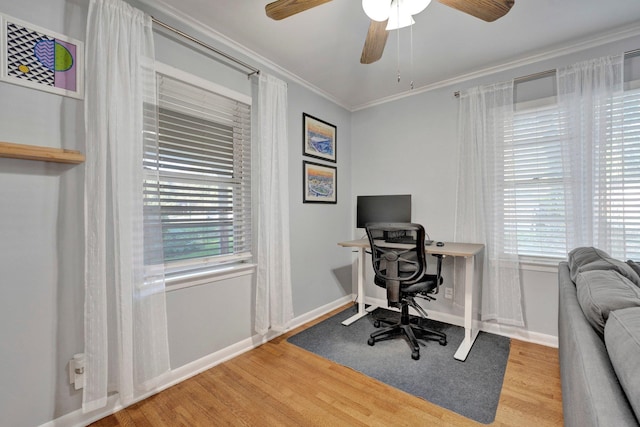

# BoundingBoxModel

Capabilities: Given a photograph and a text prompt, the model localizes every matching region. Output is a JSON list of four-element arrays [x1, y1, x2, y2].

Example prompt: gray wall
[[351, 33, 640, 340], [0, 1, 87, 425], [142, 0, 355, 365], [1, 0, 638, 425], [0, 1, 353, 426]]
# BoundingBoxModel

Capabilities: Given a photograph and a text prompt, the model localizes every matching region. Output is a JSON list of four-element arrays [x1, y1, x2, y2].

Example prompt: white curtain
[[455, 81, 525, 327], [255, 73, 294, 335], [557, 54, 625, 251], [84, 0, 170, 412]]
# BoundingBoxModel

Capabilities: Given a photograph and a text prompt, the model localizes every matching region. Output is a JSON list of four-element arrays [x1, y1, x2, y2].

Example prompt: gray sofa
[[559, 247, 640, 427]]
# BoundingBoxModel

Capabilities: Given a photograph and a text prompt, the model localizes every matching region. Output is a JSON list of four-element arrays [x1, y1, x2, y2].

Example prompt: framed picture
[[303, 113, 336, 163], [303, 161, 337, 204], [0, 14, 84, 99]]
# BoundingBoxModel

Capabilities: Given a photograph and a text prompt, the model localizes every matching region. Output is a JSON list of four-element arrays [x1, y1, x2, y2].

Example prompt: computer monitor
[[356, 194, 412, 229]]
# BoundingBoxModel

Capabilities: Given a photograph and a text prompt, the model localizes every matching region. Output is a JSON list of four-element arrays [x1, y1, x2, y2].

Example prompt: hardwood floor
[[91, 304, 563, 427]]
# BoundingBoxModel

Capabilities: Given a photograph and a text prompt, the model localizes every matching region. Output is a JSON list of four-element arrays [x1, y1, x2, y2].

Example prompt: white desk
[[338, 238, 484, 361]]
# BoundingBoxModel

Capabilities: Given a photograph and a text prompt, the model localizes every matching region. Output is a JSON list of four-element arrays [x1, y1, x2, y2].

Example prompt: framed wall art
[[0, 14, 84, 99], [303, 160, 337, 204], [303, 113, 336, 163]]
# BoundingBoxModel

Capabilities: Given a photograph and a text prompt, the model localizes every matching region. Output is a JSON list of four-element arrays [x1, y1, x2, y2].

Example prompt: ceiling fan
[[265, 0, 515, 64]]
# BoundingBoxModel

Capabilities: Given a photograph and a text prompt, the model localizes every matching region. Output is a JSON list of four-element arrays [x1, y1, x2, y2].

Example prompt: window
[[503, 102, 568, 258], [144, 65, 252, 278], [605, 88, 640, 259], [503, 87, 640, 261]]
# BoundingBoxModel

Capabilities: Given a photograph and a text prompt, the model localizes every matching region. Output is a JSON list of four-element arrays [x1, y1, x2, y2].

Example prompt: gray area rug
[[288, 306, 510, 424]]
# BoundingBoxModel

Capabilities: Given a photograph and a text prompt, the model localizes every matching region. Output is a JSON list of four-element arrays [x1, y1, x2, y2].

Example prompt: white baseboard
[[41, 293, 557, 427], [480, 322, 558, 348], [288, 295, 354, 329], [365, 295, 558, 348], [40, 294, 354, 427]]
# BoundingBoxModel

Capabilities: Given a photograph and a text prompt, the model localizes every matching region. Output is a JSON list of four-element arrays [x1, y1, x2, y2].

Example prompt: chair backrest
[[365, 222, 428, 291]]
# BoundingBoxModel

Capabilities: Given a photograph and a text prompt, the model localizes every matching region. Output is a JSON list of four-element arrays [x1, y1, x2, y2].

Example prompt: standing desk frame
[[338, 239, 484, 361]]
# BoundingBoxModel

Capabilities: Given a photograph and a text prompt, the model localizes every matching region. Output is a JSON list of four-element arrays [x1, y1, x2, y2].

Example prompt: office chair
[[365, 222, 447, 360]]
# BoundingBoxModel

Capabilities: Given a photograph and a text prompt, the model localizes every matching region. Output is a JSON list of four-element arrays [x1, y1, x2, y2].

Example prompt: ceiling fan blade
[[265, 0, 333, 20], [437, 0, 514, 22], [360, 20, 389, 64]]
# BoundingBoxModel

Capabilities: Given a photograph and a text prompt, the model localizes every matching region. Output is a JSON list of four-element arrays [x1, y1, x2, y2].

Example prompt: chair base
[[368, 304, 447, 360]]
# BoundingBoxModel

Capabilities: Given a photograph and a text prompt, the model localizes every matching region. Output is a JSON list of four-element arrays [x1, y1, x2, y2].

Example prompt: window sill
[[518, 256, 565, 272], [165, 263, 257, 292]]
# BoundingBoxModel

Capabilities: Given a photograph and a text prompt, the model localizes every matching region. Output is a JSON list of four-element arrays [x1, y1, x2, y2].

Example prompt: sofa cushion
[[627, 260, 640, 277], [575, 269, 640, 335], [568, 246, 610, 271], [568, 247, 640, 286], [605, 307, 640, 421]]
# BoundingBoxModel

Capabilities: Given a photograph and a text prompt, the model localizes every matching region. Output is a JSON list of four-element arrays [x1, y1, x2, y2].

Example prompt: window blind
[[144, 72, 252, 268], [502, 88, 640, 260], [605, 88, 640, 259], [503, 103, 568, 258]]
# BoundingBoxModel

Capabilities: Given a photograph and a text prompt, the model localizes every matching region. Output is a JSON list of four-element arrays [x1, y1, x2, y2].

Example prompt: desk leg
[[342, 247, 376, 326], [453, 254, 480, 361]]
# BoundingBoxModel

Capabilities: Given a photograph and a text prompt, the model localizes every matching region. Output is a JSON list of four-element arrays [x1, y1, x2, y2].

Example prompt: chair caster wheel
[[439, 338, 447, 346], [368, 338, 375, 346], [411, 351, 420, 360], [373, 320, 381, 328]]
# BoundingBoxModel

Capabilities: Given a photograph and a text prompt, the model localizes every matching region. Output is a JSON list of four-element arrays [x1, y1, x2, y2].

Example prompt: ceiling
[[153, 0, 640, 110]]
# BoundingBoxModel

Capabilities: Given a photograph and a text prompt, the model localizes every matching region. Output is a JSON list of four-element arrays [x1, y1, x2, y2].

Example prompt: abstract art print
[[303, 161, 337, 204], [0, 14, 83, 99], [303, 113, 336, 163]]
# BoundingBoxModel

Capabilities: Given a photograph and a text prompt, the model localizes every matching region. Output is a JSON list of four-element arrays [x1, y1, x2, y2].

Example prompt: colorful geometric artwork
[[0, 14, 83, 99]]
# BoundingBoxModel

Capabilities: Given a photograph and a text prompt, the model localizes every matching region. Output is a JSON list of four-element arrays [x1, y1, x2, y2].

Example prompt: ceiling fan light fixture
[[363, 0, 432, 28], [386, 1, 415, 30]]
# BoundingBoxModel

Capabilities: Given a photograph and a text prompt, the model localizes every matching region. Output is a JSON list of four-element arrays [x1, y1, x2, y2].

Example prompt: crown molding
[[135, 0, 350, 111], [135, 0, 640, 112], [352, 23, 640, 111]]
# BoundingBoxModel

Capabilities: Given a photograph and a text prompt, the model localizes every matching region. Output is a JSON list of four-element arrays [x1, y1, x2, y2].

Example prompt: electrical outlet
[[69, 353, 85, 390], [444, 287, 453, 299]]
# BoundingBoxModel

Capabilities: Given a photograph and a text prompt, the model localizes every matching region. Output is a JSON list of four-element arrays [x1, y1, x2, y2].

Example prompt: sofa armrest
[[558, 262, 638, 427]]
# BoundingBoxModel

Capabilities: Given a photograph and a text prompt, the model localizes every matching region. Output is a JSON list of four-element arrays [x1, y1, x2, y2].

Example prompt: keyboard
[[385, 237, 434, 246], [385, 236, 416, 244]]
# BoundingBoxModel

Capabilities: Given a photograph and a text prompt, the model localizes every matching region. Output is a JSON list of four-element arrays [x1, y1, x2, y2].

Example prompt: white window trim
[[155, 62, 251, 105], [518, 255, 564, 272], [166, 263, 257, 292], [514, 94, 557, 112], [154, 61, 255, 290], [507, 74, 640, 264]]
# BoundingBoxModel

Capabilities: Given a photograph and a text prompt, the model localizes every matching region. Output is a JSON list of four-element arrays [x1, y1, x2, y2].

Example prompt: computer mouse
[[436, 241, 444, 247]]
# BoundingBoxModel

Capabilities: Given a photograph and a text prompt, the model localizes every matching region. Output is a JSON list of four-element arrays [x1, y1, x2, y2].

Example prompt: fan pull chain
[[396, 28, 400, 79], [396, 2, 401, 83], [410, 22, 414, 90], [397, 31, 401, 83]]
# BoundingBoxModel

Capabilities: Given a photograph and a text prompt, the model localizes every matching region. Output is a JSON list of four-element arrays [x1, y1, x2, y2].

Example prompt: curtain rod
[[453, 48, 640, 98], [151, 17, 260, 78]]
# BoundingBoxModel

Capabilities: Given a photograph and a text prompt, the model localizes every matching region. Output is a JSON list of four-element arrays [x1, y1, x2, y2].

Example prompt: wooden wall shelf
[[0, 141, 85, 164]]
